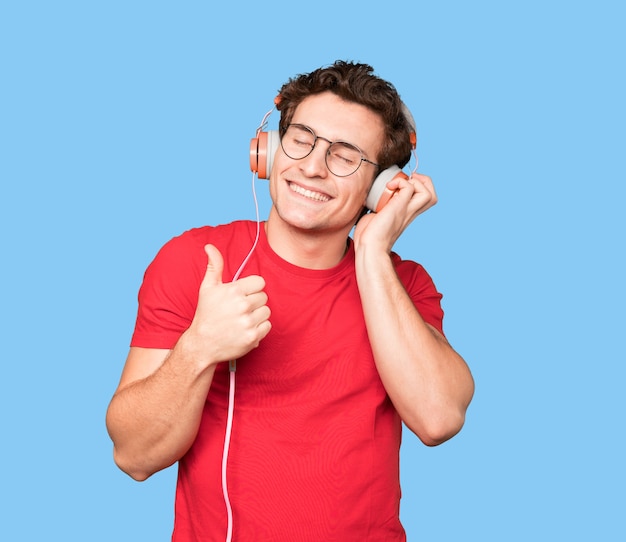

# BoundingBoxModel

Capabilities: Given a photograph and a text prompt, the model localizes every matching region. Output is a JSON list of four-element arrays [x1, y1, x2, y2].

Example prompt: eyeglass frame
[[279, 123, 380, 177]]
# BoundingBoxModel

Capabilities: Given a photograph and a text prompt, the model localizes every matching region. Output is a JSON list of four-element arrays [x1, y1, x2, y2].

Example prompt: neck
[[265, 209, 351, 269]]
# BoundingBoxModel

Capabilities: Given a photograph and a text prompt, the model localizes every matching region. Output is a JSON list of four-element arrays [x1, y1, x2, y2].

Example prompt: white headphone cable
[[410, 148, 419, 175], [221, 168, 262, 542]]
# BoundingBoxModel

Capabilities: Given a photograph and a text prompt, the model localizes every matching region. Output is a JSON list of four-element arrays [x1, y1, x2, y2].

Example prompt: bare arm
[[354, 174, 474, 446], [105, 345, 216, 481], [106, 244, 271, 480]]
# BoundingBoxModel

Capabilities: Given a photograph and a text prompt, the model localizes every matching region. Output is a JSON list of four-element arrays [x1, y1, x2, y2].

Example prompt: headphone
[[249, 98, 417, 213]]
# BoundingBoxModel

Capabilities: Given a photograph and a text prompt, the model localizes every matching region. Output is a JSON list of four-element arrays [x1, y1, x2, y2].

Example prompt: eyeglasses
[[280, 124, 380, 177]]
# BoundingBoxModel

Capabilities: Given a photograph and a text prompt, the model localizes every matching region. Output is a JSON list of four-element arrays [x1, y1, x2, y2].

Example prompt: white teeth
[[289, 183, 330, 202]]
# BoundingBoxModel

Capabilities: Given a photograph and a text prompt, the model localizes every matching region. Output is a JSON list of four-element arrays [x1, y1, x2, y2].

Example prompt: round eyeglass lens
[[281, 124, 365, 177]]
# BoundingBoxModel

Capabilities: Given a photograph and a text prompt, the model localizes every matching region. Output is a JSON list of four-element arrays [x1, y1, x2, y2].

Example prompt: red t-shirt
[[131, 220, 444, 541]]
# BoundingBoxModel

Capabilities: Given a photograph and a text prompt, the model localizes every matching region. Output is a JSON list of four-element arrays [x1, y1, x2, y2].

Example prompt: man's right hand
[[182, 244, 272, 368]]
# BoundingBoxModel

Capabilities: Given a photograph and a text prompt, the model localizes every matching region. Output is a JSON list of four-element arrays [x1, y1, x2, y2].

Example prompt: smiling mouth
[[288, 182, 330, 202]]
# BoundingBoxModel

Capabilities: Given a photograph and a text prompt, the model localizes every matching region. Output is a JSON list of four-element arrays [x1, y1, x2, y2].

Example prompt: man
[[106, 60, 474, 541]]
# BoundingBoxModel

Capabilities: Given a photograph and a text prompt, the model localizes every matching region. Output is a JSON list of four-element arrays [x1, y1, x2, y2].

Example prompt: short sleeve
[[392, 254, 445, 336], [130, 231, 206, 349]]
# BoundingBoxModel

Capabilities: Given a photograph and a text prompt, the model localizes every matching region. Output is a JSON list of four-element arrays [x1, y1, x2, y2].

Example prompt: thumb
[[203, 244, 224, 286]]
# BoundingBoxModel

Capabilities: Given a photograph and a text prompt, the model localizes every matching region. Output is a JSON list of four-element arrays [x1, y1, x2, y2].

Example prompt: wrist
[[175, 329, 221, 376], [355, 242, 394, 282]]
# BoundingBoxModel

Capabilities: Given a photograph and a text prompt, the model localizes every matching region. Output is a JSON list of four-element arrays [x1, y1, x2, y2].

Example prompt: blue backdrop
[[1, 1, 624, 540]]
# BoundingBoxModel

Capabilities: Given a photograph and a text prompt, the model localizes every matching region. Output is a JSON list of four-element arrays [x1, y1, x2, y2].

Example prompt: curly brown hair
[[276, 60, 414, 171]]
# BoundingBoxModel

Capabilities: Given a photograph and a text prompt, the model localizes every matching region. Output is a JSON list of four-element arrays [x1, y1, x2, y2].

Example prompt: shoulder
[[155, 221, 256, 260], [145, 220, 258, 283], [145, 226, 211, 281]]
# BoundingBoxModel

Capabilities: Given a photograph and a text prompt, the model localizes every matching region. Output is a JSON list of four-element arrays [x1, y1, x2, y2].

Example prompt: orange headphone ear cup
[[365, 166, 408, 212], [249, 130, 280, 179]]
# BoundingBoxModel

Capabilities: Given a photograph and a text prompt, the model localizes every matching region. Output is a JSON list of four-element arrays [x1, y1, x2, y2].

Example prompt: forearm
[[106, 338, 217, 480], [356, 246, 474, 446]]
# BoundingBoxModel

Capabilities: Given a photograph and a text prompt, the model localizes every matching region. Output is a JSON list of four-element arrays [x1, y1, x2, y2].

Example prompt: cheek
[[338, 174, 371, 205], [356, 175, 376, 203]]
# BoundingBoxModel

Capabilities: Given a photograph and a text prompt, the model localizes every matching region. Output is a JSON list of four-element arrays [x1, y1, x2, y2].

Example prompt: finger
[[250, 303, 272, 327], [258, 317, 272, 340], [235, 275, 267, 297], [411, 173, 436, 193], [396, 178, 419, 202], [243, 290, 269, 312], [203, 244, 224, 286], [408, 174, 436, 200]]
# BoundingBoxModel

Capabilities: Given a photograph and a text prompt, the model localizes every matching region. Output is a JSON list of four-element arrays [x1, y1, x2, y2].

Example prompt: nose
[[299, 139, 331, 178]]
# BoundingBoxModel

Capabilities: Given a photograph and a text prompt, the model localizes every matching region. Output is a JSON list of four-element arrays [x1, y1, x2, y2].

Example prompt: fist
[[186, 244, 272, 365]]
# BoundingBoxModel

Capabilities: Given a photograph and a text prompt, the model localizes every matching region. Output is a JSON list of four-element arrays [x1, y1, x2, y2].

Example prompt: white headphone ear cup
[[263, 130, 280, 179], [365, 166, 408, 212]]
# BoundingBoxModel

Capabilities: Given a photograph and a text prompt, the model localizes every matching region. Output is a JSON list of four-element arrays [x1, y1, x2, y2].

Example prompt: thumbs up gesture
[[184, 244, 272, 367]]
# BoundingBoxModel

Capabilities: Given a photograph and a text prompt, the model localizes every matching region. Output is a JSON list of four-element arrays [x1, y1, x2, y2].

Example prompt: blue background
[[1, 1, 624, 540]]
